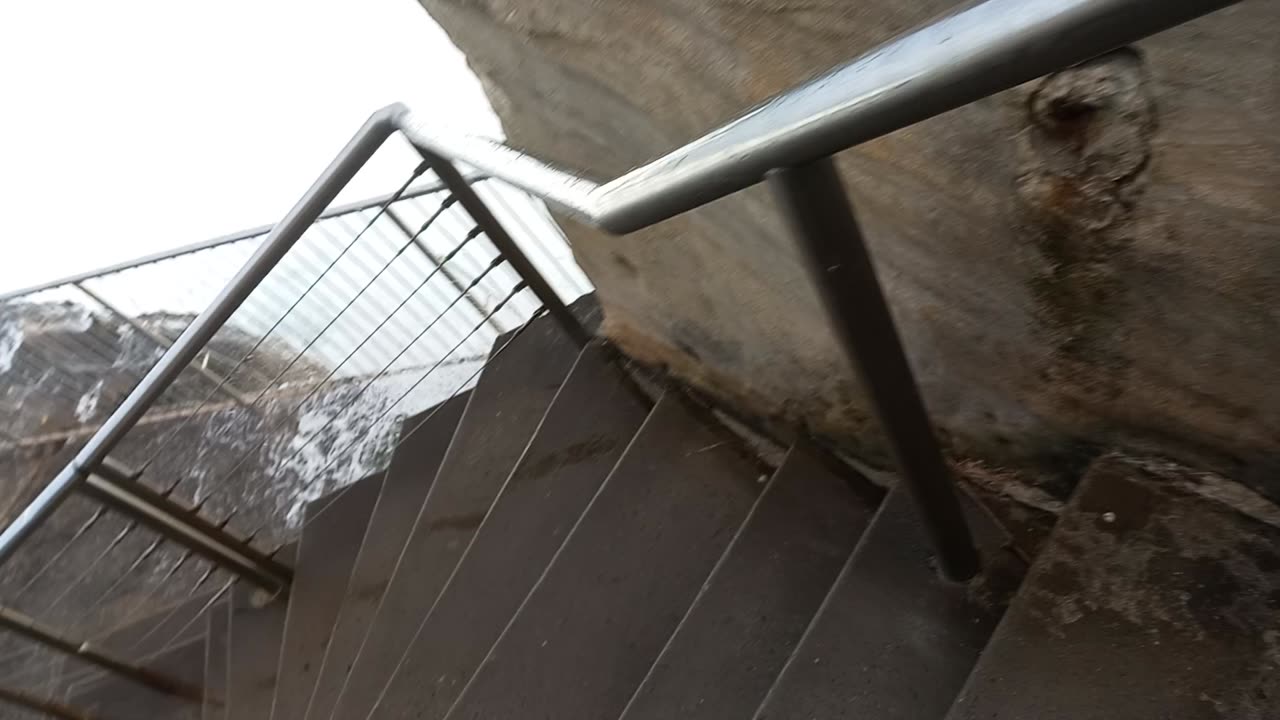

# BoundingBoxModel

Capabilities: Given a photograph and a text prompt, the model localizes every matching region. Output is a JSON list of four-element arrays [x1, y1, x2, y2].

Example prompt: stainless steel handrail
[[399, 0, 1236, 233]]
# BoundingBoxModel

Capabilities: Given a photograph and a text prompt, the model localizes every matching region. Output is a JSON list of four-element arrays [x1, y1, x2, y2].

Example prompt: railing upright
[[769, 159, 979, 579]]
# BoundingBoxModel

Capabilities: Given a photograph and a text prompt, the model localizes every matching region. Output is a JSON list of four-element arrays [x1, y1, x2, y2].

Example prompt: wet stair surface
[[43, 308, 1280, 720]]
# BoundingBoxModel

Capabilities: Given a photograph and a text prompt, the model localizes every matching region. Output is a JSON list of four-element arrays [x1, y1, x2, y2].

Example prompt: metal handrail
[[398, 0, 1237, 233]]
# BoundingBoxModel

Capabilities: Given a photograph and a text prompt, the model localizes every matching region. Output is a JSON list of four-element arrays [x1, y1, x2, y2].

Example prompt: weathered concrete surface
[[417, 0, 1279, 485], [947, 454, 1280, 719]]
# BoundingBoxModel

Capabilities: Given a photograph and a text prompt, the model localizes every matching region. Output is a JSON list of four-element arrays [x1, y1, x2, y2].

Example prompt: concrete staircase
[[55, 310, 1280, 719]]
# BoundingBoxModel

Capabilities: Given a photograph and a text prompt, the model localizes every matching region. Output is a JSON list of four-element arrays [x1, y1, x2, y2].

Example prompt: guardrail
[[0, 0, 1240, 714], [0, 156, 590, 708]]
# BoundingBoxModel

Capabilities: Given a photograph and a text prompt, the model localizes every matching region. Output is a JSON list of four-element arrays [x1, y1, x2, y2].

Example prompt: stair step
[[302, 394, 468, 720], [65, 635, 205, 720], [225, 546, 296, 720], [367, 341, 651, 719], [753, 485, 1014, 720], [204, 598, 229, 720], [269, 474, 382, 720], [442, 393, 764, 720], [618, 443, 881, 720], [945, 455, 1280, 720], [328, 318, 580, 719]]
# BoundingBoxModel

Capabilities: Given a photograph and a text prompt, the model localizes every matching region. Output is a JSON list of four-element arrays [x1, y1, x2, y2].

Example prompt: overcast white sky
[[0, 0, 502, 294]]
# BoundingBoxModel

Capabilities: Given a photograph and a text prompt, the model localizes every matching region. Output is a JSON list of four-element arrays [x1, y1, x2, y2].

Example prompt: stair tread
[[753, 484, 1011, 720], [945, 456, 1280, 720], [204, 598, 229, 720], [226, 545, 296, 720], [368, 341, 651, 720], [269, 474, 382, 720], [302, 395, 468, 720], [442, 392, 764, 720], [619, 443, 880, 720], [328, 317, 580, 720]]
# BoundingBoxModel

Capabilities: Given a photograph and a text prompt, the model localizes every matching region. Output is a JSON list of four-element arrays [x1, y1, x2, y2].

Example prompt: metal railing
[[0, 155, 591, 712], [0, 0, 1241, 715]]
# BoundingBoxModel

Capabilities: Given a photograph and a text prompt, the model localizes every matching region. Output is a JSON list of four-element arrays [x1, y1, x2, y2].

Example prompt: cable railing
[[0, 0, 1241, 716], [0, 153, 590, 713]]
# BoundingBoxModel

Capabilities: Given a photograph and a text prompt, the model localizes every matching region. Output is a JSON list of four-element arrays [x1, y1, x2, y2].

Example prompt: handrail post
[[768, 158, 979, 581], [411, 151, 591, 348]]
